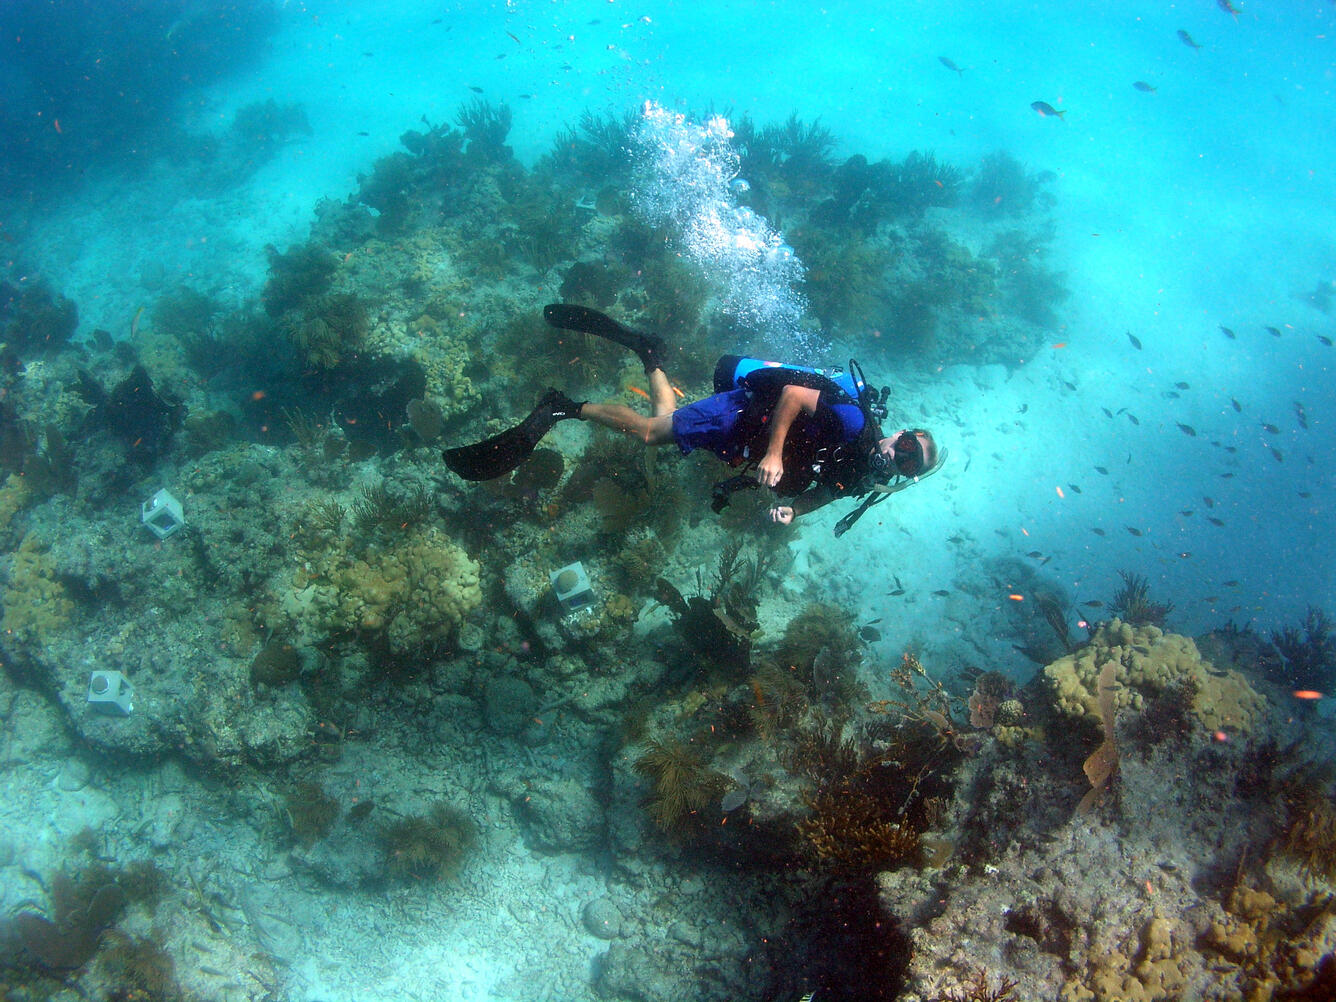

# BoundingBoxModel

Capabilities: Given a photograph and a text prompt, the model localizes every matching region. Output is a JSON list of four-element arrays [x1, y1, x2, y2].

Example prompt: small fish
[[1069, 484, 1082, 494], [939, 56, 965, 77], [1204, 497, 1214, 507], [859, 626, 883, 643], [1083, 600, 1104, 608], [1220, 325, 1236, 339], [1095, 466, 1109, 475], [1177, 29, 1202, 50], [1177, 423, 1196, 436], [469, 85, 484, 93], [1207, 516, 1225, 526], [1265, 325, 1282, 337], [1295, 402, 1308, 429], [1163, 391, 1181, 400], [1318, 335, 1333, 347], [519, 93, 533, 99], [1062, 380, 1077, 391], [1127, 414, 1140, 426], [507, 30, 521, 44], [1133, 81, 1157, 93], [1175, 382, 1190, 390], [1102, 407, 1114, 419], [1223, 580, 1239, 587], [1091, 528, 1106, 536], [894, 575, 904, 590], [1219, 472, 1234, 478], [1231, 398, 1243, 412], [947, 535, 965, 544], [1127, 331, 1143, 349], [1218, 0, 1240, 17], [356, 130, 369, 136], [1298, 491, 1312, 499], [1269, 446, 1284, 463], [1180, 509, 1194, 516], [1031, 100, 1066, 119], [1261, 422, 1279, 434], [1026, 550, 1044, 558], [1127, 526, 1143, 536], [889, 588, 906, 597], [932, 589, 950, 597], [1018, 403, 1029, 414]]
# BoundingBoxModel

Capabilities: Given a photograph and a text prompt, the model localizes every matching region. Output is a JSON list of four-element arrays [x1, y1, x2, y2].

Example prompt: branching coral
[[634, 737, 726, 836], [288, 292, 370, 370], [381, 801, 476, 881], [456, 97, 513, 161], [1109, 570, 1175, 628], [262, 242, 337, 317], [1269, 606, 1335, 692]]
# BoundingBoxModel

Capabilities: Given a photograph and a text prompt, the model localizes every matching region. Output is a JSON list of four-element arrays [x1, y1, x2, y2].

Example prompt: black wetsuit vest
[[713, 355, 882, 499]]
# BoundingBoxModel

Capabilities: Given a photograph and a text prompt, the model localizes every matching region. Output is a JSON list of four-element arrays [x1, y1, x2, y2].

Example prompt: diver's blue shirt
[[671, 387, 867, 474]]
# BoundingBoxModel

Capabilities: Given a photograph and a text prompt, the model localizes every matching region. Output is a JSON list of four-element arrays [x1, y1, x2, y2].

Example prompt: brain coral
[[1043, 618, 1265, 735], [283, 526, 481, 652]]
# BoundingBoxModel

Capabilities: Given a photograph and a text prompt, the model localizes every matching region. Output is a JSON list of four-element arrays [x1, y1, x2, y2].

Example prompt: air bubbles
[[630, 102, 808, 341]]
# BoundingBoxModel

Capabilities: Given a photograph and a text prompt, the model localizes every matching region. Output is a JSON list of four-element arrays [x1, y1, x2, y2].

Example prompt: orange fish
[[628, 385, 650, 399], [1293, 690, 1323, 701]]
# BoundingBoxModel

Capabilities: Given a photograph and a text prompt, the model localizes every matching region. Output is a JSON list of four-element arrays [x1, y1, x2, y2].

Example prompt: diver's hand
[[768, 505, 794, 525], [757, 452, 783, 487]]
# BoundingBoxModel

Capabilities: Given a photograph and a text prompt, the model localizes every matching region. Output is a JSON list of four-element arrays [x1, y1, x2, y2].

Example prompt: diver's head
[[870, 429, 937, 480]]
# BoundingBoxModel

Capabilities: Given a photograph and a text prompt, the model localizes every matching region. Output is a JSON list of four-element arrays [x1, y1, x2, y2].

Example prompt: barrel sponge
[[1044, 619, 1265, 733]]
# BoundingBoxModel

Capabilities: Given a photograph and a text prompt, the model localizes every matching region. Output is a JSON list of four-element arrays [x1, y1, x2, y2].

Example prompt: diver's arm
[[757, 385, 821, 487], [768, 485, 837, 525]]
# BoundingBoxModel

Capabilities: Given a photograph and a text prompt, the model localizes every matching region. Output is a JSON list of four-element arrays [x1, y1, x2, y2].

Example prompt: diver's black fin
[[543, 303, 664, 372], [442, 389, 582, 481]]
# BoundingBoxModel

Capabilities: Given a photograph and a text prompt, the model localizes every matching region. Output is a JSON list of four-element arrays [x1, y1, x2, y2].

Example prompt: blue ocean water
[[1, 1, 1334, 1000]]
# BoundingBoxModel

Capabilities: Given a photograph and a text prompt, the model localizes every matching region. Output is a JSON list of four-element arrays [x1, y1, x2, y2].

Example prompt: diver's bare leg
[[647, 368, 675, 417], [579, 404, 673, 445]]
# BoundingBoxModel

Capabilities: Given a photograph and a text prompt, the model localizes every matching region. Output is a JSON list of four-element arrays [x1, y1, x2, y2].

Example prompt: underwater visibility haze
[[1, 1, 1335, 999]]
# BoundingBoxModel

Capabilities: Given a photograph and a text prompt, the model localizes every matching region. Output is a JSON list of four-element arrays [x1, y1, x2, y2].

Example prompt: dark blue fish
[[939, 56, 964, 77], [1218, 0, 1240, 19], [1127, 331, 1143, 349], [1177, 29, 1202, 50], [1220, 325, 1236, 339], [1031, 101, 1066, 119], [1133, 81, 1157, 93]]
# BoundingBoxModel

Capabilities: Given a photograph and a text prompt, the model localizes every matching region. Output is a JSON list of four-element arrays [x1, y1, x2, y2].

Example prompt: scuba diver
[[442, 305, 941, 536]]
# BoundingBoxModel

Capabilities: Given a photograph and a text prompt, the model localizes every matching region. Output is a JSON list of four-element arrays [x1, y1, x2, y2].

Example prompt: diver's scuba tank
[[713, 355, 889, 420], [714, 355, 862, 403]]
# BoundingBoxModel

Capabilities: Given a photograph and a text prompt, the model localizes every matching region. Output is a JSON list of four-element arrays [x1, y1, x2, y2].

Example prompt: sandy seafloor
[[3, 2, 1336, 1001]]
